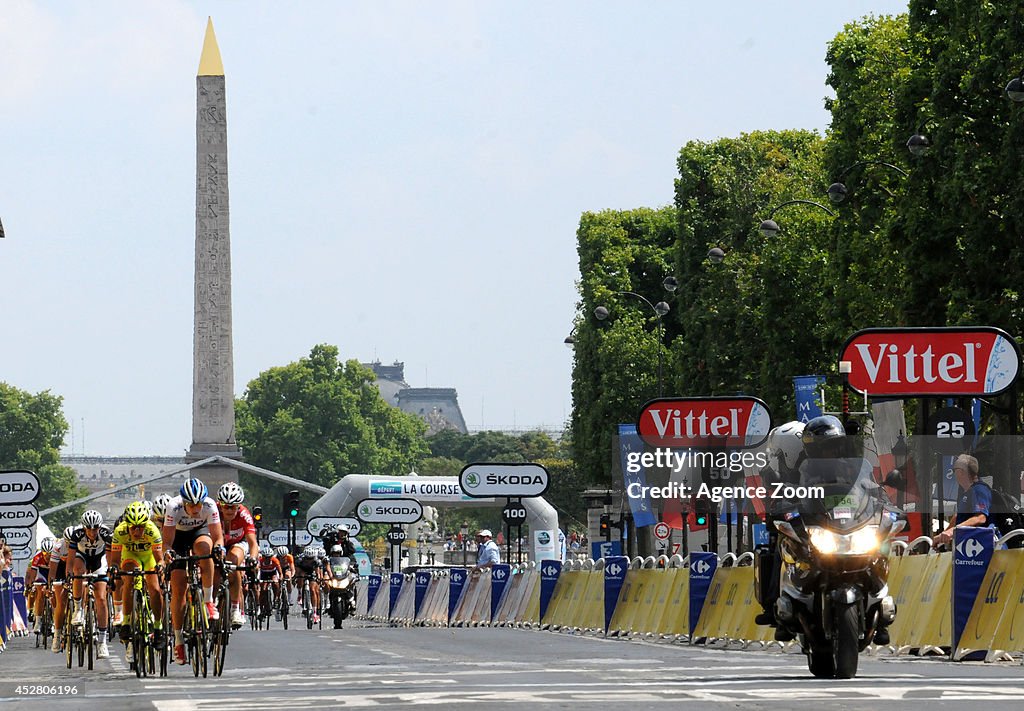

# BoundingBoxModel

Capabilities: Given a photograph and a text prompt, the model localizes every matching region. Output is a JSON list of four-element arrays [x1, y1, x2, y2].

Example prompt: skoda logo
[[359, 505, 371, 517], [537, 531, 551, 545], [465, 472, 480, 489]]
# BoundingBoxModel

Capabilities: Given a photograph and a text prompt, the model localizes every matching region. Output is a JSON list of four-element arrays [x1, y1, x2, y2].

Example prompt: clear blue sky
[[0, 1, 909, 455]]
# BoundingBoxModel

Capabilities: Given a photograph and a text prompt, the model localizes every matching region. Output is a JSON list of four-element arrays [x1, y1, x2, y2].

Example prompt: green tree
[[234, 344, 429, 508], [0, 383, 87, 531]]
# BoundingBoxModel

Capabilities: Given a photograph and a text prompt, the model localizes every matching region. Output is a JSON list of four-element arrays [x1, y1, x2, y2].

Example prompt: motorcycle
[[759, 455, 904, 679], [322, 548, 359, 629]]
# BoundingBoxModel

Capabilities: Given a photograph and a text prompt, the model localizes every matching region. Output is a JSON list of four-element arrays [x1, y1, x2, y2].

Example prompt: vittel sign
[[636, 397, 772, 448], [841, 327, 1020, 397], [459, 463, 549, 498], [0, 470, 41, 505], [355, 498, 423, 524]]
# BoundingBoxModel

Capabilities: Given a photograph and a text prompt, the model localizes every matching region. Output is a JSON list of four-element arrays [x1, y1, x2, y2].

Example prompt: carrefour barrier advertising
[[12, 576, 26, 630], [539, 560, 561, 621], [490, 564, 511, 620], [617, 424, 657, 528], [389, 572, 404, 616], [449, 568, 468, 621], [414, 570, 431, 617], [952, 526, 994, 653], [366, 574, 382, 610], [689, 552, 718, 636], [603, 556, 628, 632]]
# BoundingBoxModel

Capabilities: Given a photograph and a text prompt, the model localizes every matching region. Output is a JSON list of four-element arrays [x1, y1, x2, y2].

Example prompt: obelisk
[[186, 18, 241, 485]]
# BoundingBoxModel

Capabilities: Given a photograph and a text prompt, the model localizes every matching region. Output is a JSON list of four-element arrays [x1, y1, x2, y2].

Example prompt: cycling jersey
[[66, 525, 114, 557], [220, 505, 256, 546], [165, 495, 221, 531], [30, 550, 51, 572], [258, 556, 282, 574], [112, 519, 162, 554]]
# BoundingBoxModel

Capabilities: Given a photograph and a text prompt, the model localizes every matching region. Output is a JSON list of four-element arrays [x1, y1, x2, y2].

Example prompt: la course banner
[[841, 327, 1020, 397]]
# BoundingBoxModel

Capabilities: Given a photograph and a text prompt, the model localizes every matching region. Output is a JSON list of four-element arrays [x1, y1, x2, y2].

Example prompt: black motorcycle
[[323, 548, 358, 629], [762, 456, 903, 678]]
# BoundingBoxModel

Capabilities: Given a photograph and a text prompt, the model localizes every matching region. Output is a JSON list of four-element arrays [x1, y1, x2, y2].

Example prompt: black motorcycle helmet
[[801, 415, 847, 459]]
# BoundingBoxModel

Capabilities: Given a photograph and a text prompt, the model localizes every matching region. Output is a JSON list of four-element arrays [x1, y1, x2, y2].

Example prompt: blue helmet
[[180, 478, 208, 504]]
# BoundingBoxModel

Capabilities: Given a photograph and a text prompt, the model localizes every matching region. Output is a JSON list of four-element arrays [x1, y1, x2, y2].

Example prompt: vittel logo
[[842, 328, 1020, 397], [637, 397, 771, 448], [853, 342, 979, 385]]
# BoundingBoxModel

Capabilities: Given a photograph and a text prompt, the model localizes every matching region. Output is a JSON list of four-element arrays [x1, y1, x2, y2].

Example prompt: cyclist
[[256, 544, 282, 620], [24, 537, 55, 635], [294, 544, 325, 624], [47, 526, 75, 653], [67, 510, 115, 659], [275, 546, 295, 619], [162, 478, 224, 666], [215, 482, 258, 627], [151, 494, 172, 528], [109, 501, 164, 665]]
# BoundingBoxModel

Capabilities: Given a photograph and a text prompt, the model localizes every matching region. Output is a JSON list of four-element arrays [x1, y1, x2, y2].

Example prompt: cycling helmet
[[123, 501, 150, 527], [81, 510, 103, 528], [141, 500, 153, 517], [40, 537, 55, 553], [217, 482, 244, 505], [180, 478, 208, 504], [801, 415, 848, 460], [260, 545, 274, 557], [152, 494, 172, 518], [767, 421, 805, 473], [275, 546, 289, 557], [63, 526, 75, 541]]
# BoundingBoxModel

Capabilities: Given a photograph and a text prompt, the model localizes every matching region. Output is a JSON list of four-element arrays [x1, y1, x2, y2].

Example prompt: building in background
[[366, 361, 467, 435]]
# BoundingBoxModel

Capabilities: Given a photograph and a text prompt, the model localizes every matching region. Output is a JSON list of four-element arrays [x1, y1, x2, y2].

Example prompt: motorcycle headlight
[[808, 526, 879, 555]]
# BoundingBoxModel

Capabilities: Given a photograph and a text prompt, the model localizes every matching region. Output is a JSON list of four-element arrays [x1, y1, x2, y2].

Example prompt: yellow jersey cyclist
[[162, 478, 225, 666], [111, 500, 154, 628], [108, 501, 165, 664]]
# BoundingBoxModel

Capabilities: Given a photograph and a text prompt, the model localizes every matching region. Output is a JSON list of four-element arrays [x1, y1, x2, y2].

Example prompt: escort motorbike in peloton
[[323, 547, 359, 629], [758, 433, 904, 679]]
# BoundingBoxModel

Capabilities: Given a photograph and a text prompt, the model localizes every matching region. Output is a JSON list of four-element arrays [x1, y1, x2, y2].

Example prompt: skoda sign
[[0, 470, 41, 505], [0, 503, 39, 528], [307, 516, 362, 537], [0, 528, 32, 548], [459, 463, 549, 498], [355, 498, 423, 524]]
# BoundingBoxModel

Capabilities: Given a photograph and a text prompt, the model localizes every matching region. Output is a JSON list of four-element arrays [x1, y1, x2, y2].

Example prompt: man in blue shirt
[[934, 454, 991, 546], [472, 529, 500, 572]]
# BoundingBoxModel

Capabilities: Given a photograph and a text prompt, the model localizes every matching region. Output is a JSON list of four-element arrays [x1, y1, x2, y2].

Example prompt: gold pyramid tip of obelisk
[[198, 17, 224, 76]]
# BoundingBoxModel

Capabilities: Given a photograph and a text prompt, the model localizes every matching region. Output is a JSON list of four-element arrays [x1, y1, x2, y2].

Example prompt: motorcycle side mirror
[[882, 469, 906, 492]]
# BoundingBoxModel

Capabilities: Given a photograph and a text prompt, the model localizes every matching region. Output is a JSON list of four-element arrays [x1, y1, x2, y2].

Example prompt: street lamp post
[[460, 521, 469, 568], [826, 161, 908, 205], [758, 199, 835, 238]]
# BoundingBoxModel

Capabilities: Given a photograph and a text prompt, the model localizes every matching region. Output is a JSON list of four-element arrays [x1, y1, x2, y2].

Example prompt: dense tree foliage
[[571, 6, 1024, 491], [234, 344, 429, 506], [0, 383, 88, 531]]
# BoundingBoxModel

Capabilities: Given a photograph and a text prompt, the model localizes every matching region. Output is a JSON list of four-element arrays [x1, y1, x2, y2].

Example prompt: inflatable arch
[[306, 474, 560, 561]]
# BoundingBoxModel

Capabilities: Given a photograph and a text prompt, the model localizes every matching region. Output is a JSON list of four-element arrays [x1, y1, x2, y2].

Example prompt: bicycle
[[279, 577, 290, 630], [171, 552, 216, 678], [32, 582, 54, 650], [65, 572, 103, 670], [116, 568, 163, 678], [243, 565, 259, 631], [257, 577, 279, 630], [209, 557, 247, 676], [299, 575, 323, 630]]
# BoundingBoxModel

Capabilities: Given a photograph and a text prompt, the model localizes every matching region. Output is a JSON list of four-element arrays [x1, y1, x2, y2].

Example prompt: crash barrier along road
[[357, 526, 1024, 664]]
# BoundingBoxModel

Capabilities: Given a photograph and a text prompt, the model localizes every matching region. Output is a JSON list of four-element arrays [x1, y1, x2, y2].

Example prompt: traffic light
[[599, 513, 611, 540], [252, 506, 263, 526], [287, 490, 300, 518]]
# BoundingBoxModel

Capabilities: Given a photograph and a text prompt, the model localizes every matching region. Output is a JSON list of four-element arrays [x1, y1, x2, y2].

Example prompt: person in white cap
[[472, 529, 500, 573]]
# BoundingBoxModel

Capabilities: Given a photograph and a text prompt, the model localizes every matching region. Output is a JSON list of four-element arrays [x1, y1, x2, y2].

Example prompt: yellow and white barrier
[[450, 569, 492, 626], [955, 549, 1024, 661]]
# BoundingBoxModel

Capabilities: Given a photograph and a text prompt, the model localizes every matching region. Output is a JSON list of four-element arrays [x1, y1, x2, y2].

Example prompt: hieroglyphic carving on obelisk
[[187, 18, 240, 465]]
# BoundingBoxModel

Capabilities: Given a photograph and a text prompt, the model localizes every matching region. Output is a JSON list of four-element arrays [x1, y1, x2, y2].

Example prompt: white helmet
[[63, 526, 75, 541], [217, 482, 245, 505], [40, 537, 55, 553], [275, 546, 289, 557], [141, 500, 154, 518], [81, 510, 103, 528], [767, 421, 806, 473], [152, 494, 172, 518]]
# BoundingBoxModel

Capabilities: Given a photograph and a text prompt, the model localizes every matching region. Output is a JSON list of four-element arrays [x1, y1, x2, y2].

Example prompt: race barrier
[[351, 527, 1024, 665]]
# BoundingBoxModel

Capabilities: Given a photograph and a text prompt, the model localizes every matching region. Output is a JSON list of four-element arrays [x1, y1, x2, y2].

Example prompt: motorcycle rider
[[755, 420, 806, 637], [321, 525, 356, 559]]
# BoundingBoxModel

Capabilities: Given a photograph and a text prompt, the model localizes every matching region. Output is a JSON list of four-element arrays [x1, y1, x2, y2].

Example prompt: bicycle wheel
[[84, 593, 94, 671], [304, 583, 313, 630], [246, 587, 258, 630], [281, 593, 289, 630], [43, 599, 53, 649], [158, 586, 170, 677], [132, 590, 146, 678], [65, 595, 74, 670], [212, 589, 229, 676], [187, 588, 201, 678]]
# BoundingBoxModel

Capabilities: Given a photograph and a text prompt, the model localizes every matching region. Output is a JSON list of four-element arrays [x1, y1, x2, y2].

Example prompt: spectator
[[934, 453, 991, 546], [471, 529, 500, 573]]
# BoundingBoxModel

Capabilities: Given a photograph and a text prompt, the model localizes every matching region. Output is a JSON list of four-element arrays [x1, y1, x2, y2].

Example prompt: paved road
[[2, 622, 1024, 709]]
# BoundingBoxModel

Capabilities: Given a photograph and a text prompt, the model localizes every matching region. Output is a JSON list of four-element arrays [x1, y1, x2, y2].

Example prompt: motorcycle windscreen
[[797, 457, 880, 532]]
